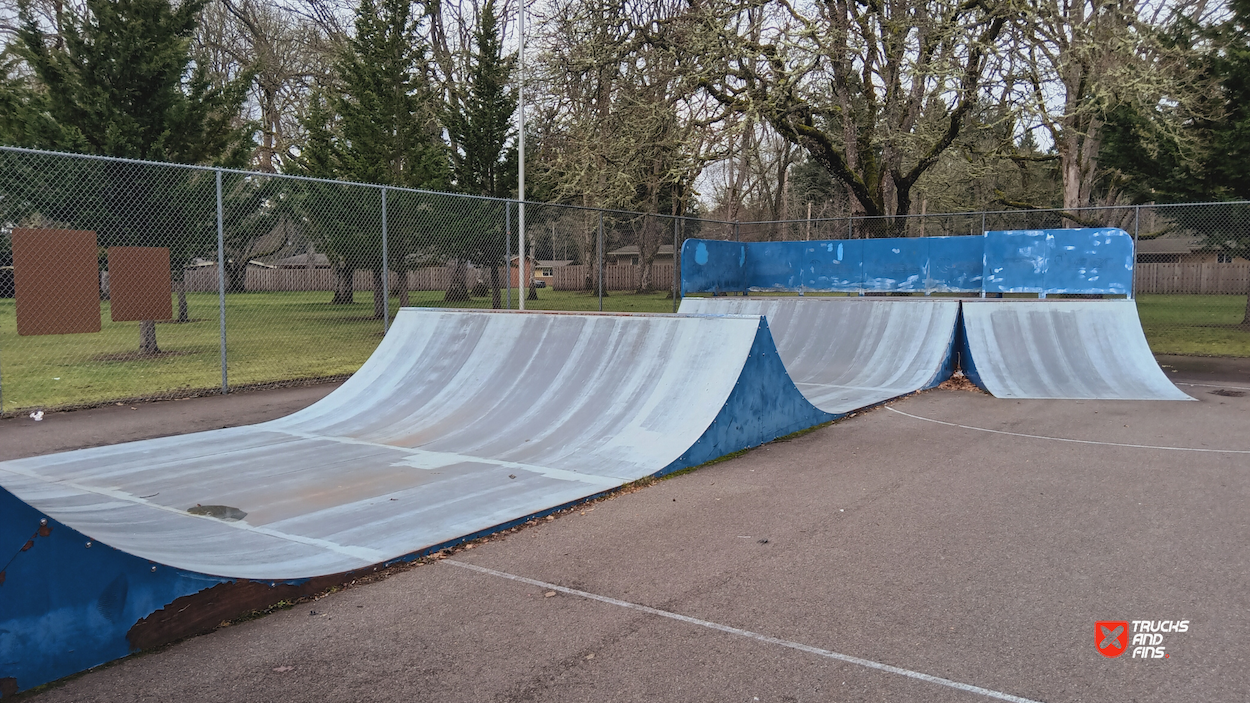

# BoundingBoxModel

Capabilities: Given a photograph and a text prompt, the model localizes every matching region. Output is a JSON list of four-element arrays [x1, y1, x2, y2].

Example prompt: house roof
[[536, 260, 574, 267], [606, 245, 675, 257], [273, 252, 331, 267], [1136, 235, 1203, 255]]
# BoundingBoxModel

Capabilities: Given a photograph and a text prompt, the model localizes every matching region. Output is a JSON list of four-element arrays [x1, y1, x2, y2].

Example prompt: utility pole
[[517, 0, 527, 310]]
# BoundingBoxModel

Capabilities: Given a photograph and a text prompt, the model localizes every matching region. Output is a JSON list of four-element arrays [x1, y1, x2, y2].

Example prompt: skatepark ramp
[[959, 300, 1193, 401], [0, 309, 831, 694], [680, 227, 1185, 401], [679, 298, 959, 413]]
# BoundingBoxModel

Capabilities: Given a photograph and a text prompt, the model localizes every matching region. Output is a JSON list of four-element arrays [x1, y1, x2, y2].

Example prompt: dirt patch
[[156, 318, 209, 324], [938, 372, 984, 393], [91, 350, 201, 362], [1210, 388, 1246, 397]]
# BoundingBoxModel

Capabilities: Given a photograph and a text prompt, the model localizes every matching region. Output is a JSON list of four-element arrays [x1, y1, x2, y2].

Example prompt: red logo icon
[[1096, 621, 1129, 658]]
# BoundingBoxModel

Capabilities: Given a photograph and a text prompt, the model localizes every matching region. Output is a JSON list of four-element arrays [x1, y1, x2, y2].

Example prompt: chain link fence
[[2, 145, 1248, 414]]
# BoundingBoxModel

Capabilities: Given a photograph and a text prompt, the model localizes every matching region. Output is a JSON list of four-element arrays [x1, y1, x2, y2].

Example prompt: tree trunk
[[445, 259, 470, 302], [224, 258, 249, 293], [176, 274, 189, 323], [1243, 286, 1250, 327], [490, 265, 502, 309], [139, 320, 159, 355], [372, 267, 386, 319], [397, 269, 410, 309], [527, 282, 538, 301], [636, 213, 658, 293], [332, 263, 354, 304]]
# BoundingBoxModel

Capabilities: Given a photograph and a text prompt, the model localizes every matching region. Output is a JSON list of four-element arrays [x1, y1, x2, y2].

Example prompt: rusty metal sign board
[[108, 247, 172, 322], [12, 229, 101, 336]]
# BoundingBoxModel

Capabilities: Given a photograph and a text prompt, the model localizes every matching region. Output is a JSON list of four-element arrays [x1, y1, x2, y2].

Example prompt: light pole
[[517, 0, 526, 310]]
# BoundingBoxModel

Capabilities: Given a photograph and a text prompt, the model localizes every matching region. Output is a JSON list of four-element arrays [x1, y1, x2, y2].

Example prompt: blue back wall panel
[[680, 228, 1132, 296], [748, 241, 807, 291], [927, 236, 985, 292], [680, 239, 747, 294], [863, 238, 928, 292], [801, 239, 864, 291], [982, 230, 1049, 293], [1044, 228, 1134, 295]]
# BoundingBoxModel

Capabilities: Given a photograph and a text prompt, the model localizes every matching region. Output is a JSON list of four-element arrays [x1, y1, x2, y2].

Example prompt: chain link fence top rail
[[2, 146, 1248, 413]]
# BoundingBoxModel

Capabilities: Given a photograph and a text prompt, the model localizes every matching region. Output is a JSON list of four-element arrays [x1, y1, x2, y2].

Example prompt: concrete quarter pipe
[[0, 309, 831, 694], [959, 300, 1192, 401], [679, 297, 960, 413]]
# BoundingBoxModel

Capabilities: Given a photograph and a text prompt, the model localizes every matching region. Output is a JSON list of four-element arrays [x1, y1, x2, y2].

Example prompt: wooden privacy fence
[[179, 262, 1248, 294], [183, 265, 475, 293], [1134, 263, 1250, 294], [553, 263, 675, 291], [182, 262, 679, 293]]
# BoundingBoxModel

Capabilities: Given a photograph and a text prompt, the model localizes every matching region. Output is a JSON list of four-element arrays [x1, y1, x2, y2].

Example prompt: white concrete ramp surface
[[0, 309, 822, 582], [960, 299, 1192, 400], [679, 297, 960, 413]]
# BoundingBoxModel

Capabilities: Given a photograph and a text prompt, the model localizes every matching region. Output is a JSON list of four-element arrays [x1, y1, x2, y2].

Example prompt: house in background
[[1136, 234, 1247, 263], [534, 259, 572, 286], [605, 244, 674, 266], [271, 252, 331, 269], [507, 255, 535, 287]]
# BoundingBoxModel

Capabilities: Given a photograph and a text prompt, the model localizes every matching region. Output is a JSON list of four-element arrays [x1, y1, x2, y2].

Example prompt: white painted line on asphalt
[[887, 406, 1250, 454], [445, 560, 1044, 703]]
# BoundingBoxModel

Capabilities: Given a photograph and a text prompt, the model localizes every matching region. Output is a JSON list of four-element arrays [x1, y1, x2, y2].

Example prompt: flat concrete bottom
[[12, 370, 1250, 702], [0, 384, 340, 462]]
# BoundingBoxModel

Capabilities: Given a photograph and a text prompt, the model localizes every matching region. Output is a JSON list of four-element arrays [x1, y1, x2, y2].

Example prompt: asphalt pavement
[[5, 363, 1249, 702]]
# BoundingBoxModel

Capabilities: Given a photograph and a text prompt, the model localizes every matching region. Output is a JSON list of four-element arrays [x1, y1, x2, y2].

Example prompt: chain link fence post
[[381, 186, 389, 332], [216, 168, 228, 394], [672, 216, 679, 313], [505, 201, 511, 310], [598, 211, 604, 312], [518, 199, 526, 311], [1132, 204, 1140, 300]]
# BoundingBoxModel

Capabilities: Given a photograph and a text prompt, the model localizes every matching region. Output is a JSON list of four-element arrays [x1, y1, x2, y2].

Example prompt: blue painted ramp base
[[0, 310, 829, 694]]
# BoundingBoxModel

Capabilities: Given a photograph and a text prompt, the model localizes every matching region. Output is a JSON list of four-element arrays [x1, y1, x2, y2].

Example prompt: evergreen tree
[[447, 0, 517, 199], [1097, 1, 1250, 324], [1, 0, 252, 352], [446, 0, 517, 307], [1201, 0, 1250, 201], [8, 0, 250, 164], [294, 0, 449, 316], [334, 0, 448, 190]]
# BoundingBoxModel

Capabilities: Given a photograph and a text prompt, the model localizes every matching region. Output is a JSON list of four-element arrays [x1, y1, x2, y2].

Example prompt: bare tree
[[536, 0, 719, 290], [1012, 0, 1211, 215], [195, 0, 337, 171], [690, 0, 1011, 234]]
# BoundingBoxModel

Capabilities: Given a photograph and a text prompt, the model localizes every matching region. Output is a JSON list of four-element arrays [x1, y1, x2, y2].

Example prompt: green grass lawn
[[1136, 294, 1250, 357], [0, 289, 676, 413], [1, 290, 1245, 413]]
